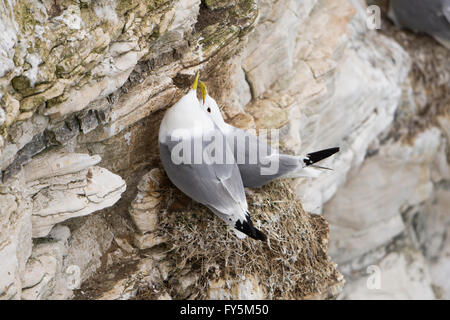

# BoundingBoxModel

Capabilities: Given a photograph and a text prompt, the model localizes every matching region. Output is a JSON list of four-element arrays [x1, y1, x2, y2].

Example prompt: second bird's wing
[[225, 126, 300, 187]]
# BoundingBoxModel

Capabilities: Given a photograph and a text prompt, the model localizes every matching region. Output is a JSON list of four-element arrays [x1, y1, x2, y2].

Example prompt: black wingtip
[[304, 147, 340, 166], [235, 217, 267, 242], [252, 228, 267, 241]]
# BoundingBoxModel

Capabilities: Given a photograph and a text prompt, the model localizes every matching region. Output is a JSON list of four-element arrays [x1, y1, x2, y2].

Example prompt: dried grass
[[151, 180, 342, 299]]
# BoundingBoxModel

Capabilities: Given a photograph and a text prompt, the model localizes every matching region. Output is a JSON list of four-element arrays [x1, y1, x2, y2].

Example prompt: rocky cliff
[[0, 0, 448, 300]]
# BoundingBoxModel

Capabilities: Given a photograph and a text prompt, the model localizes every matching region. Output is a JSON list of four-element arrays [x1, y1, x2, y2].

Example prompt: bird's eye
[[207, 108, 211, 113]]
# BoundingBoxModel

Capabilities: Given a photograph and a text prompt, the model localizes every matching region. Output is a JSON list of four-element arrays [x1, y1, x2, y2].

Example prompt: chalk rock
[[64, 214, 114, 284], [339, 249, 436, 300], [21, 239, 71, 300], [129, 169, 169, 250], [207, 276, 265, 300], [129, 169, 165, 234], [430, 238, 450, 299], [0, 184, 32, 299], [324, 129, 440, 263], [22, 152, 126, 238], [292, 0, 410, 214]]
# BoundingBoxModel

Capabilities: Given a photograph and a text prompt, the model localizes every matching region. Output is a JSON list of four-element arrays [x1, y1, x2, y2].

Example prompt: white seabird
[[158, 74, 266, 241], [199, 81, 339, 188]]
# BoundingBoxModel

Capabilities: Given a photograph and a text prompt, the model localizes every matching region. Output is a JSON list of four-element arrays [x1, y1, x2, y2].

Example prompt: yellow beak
[[192, 72, 200, 90], [199, 81, 207, 104]]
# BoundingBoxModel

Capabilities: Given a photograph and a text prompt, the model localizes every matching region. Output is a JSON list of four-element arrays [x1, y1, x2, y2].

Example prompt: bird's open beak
[[192, 72, 200, 90], [199, 81, 207, 104]]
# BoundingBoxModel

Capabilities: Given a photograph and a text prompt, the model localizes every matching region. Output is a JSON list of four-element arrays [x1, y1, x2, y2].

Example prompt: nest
[[146, 179, 343, 300]]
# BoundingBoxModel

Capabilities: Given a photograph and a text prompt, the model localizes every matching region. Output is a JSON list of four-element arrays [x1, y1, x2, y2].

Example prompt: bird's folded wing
[[159, 135, 247, 217], [208, 137, 248, 211], [229, 127, 299, 167]]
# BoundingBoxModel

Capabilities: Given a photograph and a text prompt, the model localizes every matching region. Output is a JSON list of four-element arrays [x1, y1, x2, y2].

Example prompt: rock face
[[321, 1, 450, 299], [0, 181, 32, 299], [0, 0, 449, 300], [24, 151, 126, 238], [0, 151, 124, 299]]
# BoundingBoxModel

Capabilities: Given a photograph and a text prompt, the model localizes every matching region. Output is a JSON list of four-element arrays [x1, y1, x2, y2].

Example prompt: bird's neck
[[204, 95, 233, 134], [214, 116, 233, 134]]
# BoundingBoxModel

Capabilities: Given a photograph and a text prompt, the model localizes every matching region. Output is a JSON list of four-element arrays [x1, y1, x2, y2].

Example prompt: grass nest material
[[147, 179, 343, 300]]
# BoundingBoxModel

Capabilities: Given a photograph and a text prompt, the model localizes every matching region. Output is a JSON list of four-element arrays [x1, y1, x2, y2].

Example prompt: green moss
[[13, 47, 24, 68], [79, 5, 101, 30], [115, 0, 139, 15], [19, 80, 66, 111], [79, 1, 89, 9], [204, 0, 236, 10], [45, 94, 67, 109], [16, 82, 52, 98], [115, 0, 173, 19], [19, 94, 45, 112], [13, 1, 40, 34], [198, 23, 240, 58], [11, 76, 31, 92], [194, 0, 257, 55], [56, 54, 82, 76]]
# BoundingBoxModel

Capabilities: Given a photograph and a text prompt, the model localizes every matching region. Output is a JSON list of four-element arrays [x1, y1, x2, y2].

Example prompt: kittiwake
[[199, 81, 339, 188], [158, 74, 266, 241]]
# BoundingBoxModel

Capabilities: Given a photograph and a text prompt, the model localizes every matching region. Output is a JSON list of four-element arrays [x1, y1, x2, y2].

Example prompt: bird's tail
[[302, 147, 340, 168], [235, 214, 267, 241], [283, 166, 322, 179], [281, 147, 339, 179]]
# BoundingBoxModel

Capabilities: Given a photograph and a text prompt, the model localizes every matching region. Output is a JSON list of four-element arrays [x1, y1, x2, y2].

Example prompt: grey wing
[[159, 134, 247, 217], [226, 127, 300, 187], [205, 132, 248, 210], [227, 127, 274, 165], [443, 0, 450, 23]]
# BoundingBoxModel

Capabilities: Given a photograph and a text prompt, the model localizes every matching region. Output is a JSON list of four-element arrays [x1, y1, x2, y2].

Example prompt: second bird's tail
[[282, 147, 340, 179], [302, 147, 340, 168]]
